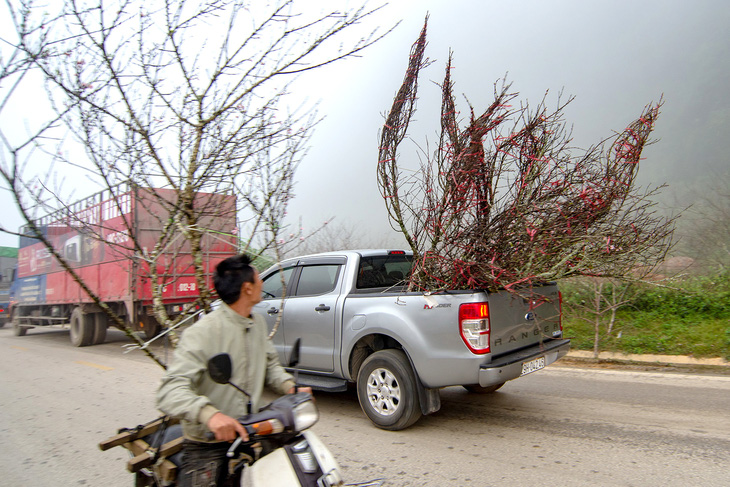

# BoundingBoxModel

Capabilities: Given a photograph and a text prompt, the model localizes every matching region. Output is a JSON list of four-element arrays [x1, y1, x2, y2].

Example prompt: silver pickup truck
[[254, 249, 570, 430]]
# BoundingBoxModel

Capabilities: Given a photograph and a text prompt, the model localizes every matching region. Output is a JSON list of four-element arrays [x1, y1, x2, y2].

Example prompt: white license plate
[[520, 356, 545, 376]]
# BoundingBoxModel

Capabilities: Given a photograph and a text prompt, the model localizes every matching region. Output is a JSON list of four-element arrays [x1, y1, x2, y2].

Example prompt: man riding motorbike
[[156, 254, 311, 486]]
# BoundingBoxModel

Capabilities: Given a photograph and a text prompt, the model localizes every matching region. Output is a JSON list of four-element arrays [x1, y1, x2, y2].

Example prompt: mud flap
[[403, 350, 441, 415]]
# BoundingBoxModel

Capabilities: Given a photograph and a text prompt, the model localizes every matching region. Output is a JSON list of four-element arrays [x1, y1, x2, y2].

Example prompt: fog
[[1, 0, 728, 249], [282, 0, 730, 248]]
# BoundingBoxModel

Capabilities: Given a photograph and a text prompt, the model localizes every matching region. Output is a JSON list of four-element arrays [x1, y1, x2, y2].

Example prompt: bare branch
[[379, 19, 676, 293]]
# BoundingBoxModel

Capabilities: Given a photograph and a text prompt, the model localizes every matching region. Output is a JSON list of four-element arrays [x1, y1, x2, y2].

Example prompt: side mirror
[[289, 338, 301, 368], [208, 353, 253, 414], [208, 353, 233, 384]]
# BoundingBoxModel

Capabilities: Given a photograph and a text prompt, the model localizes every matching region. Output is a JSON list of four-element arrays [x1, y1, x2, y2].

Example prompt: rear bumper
[[478, 339, 571, 387]]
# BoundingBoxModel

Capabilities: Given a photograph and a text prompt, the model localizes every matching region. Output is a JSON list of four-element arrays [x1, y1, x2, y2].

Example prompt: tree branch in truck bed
[[378, 17, 676, 293]]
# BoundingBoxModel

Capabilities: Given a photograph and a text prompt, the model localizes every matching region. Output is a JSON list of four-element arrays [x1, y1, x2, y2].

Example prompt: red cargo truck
[[9, 183, 237, 346]]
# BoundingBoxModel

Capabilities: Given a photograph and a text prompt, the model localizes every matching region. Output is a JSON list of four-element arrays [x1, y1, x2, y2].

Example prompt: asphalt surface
[[2, 326, 729, 486]]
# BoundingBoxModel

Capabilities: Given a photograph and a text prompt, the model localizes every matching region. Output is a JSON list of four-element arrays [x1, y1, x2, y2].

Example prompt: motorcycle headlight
[[293, 399, 319, 431]]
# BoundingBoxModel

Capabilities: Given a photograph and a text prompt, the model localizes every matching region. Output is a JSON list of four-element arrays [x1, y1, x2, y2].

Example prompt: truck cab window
[[357, 254, 413, 289], [295, 265, 341, 296], [262, 267, 295, 299]]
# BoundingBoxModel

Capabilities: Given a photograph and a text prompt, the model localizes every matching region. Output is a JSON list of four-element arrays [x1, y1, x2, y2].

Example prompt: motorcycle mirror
[[289, 338, 301, 368], [208, 353, 233, 384]]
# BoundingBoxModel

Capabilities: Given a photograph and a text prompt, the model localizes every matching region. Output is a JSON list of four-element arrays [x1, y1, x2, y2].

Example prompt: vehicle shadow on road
[[301, 383, 544, 435]]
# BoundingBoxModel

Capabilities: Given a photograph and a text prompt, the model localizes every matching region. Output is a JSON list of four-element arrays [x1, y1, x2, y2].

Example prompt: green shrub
[[560, 271, 730, 359]]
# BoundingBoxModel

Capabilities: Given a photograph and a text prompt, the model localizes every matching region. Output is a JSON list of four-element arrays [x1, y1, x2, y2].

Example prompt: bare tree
[[563, 277, 633, 358], [378, 17, 676, 294], [1, 1, 67, 215], [1, 0, 392, 363]]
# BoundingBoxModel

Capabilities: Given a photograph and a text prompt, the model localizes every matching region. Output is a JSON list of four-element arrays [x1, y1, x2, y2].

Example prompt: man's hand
[[287, 386, 313, 395], [207, 412, 248, 442]]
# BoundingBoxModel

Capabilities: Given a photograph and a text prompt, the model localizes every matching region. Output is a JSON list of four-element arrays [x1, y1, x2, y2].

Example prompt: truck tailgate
[[487, 285, 562, 358]]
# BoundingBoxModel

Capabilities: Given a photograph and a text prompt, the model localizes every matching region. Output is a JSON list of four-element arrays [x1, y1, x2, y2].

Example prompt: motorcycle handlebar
[[205, 417, 283, 442], [225, 419, 285, 458], [205, 392, 314, 445]]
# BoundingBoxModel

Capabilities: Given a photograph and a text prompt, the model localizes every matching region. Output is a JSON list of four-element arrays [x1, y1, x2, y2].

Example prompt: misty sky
[[283, 0, 730, 248], [2, 0, 729, 249]]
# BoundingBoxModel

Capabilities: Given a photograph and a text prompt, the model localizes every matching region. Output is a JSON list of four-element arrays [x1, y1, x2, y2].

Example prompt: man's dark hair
[[214, 254, 256, 304]]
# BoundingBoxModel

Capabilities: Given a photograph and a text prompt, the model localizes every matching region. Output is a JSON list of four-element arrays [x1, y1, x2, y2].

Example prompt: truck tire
[[12, 317, 27, 336], [93, 312, 108, 345], [356, 349, 422, 431], [463, 382, 505, 394], [70, 308, 94, 347], [140, 314, 160, 340]]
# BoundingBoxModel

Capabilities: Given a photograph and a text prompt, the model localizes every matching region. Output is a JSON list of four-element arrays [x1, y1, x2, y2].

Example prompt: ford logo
[[524, 312, 536, 321]]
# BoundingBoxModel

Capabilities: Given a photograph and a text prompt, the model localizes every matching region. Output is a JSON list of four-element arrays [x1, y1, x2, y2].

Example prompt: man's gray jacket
[[156, 302, 295, 441]]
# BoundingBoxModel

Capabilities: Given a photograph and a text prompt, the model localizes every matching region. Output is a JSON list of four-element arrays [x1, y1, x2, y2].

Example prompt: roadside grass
[[563, 313, 730, 359], [560, 272, 730, 360]]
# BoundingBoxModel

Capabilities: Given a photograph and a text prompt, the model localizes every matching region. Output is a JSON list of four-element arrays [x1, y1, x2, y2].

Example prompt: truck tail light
[[459, 302, 490, 354]]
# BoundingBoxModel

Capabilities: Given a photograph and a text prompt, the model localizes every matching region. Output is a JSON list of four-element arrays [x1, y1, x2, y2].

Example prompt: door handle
[[267, 307, 279, 315], [315, 304, 331, 312]]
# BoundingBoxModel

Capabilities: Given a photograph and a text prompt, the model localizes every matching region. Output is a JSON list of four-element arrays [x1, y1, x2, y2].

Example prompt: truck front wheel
[[356, 349, 422, 431], [70, 308, 94, 347], [139, 314, 160, 340]]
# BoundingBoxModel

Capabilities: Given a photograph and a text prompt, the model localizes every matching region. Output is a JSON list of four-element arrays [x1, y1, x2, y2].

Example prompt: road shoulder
[[558, 351, 730, 376]]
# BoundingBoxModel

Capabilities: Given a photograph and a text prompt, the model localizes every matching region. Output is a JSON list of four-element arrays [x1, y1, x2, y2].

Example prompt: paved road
[[1, 325, 729, 486]]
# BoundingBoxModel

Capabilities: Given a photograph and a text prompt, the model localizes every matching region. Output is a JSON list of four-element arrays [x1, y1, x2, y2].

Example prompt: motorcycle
[[100, 339, 344, 486]]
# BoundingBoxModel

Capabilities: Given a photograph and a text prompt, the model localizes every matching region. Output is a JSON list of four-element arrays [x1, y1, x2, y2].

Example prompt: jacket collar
[[220, 301, 255, 328]]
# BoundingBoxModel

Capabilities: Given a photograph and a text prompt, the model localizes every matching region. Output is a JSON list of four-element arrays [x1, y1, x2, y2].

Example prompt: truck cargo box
[[11, 183, 237, 345]]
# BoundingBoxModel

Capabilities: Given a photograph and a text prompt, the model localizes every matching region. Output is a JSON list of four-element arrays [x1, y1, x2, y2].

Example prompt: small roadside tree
[[561, 277, 634, 358], [1, 0, 391, 365]]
